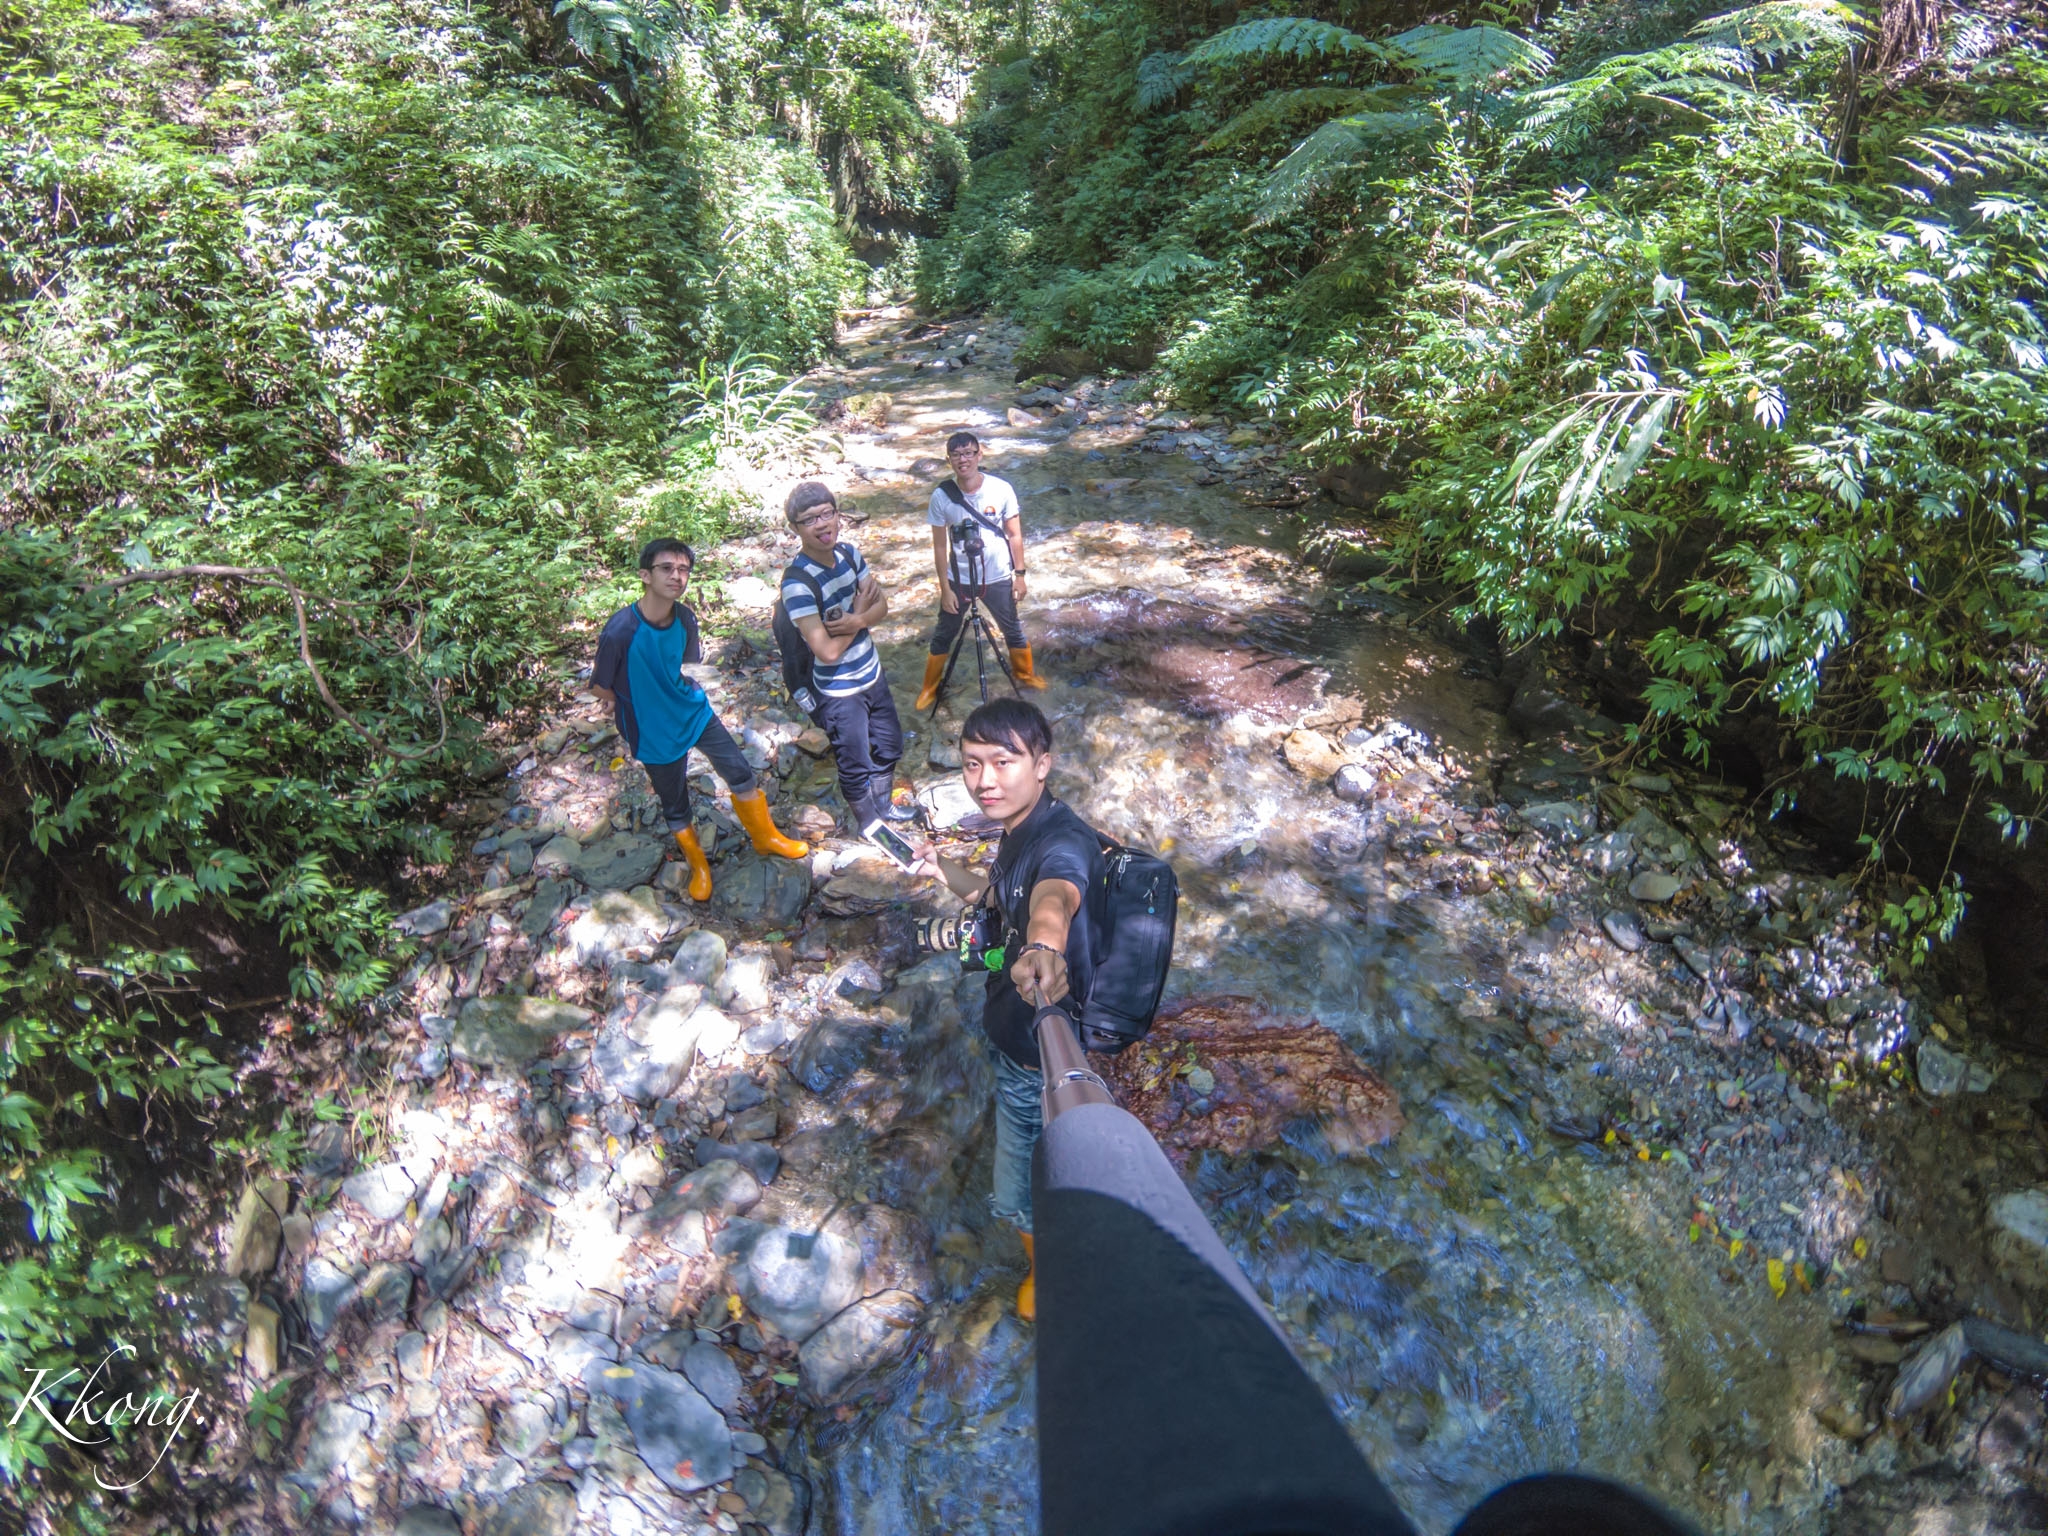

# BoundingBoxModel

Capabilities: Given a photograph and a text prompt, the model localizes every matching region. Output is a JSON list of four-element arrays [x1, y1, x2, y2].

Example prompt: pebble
[[1581, 831, 1635, 874], [396, 1331, 433, 1382], [1627, 871, 1684, 903], [1887, 1321, 1967, 1419], [340, 1162, 417, 1222], [302, 1259, 360, 1340], [479, 1481, 577, 1536], [1331, 764, 1374, 804], [1600, 910, 1647, 952], [359, 1261, 413, 1324]]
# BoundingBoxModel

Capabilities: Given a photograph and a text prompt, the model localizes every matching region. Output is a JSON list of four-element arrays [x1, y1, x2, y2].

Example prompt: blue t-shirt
[[780, 544, 883, 698], [592, 603, 711, 765]]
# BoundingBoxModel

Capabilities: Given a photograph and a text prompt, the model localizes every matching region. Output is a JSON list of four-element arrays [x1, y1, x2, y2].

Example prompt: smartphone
[[862, 818, 921, 872]]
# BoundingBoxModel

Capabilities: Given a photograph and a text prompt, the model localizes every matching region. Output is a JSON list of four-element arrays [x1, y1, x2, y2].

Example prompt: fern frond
[[1135, 51, 1194, 113], [1689, 0, 1865, 62], [1125, 248, 1221, 289], [1205, 85, 1413, 152], [1256, 110, 1436, 222], [1509, 41, 1753, 159], [1182, 18, 1387, 69], [1897, 125, 2048, 190], [1387, 24, 1552, 86]]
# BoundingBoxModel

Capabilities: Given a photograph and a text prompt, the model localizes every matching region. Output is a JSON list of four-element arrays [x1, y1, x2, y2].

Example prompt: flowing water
[[775, 313, 1890, 1535]]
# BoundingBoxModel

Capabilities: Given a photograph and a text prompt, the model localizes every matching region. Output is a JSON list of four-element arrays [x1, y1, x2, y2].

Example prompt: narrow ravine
[[232, 311, 2048, 1536]]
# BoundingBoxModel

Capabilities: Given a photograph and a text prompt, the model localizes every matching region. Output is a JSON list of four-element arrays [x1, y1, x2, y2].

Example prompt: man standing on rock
[[592, 538, 809, 901], [912, 432, 1048, 710], [935, 697, 1106, 1320], [779, 483, 917, 827]]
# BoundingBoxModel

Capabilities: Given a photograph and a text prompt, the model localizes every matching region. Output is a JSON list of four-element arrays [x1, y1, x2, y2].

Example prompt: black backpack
[[991, 803, 1179, 1053], [771, 544, 851, 718]]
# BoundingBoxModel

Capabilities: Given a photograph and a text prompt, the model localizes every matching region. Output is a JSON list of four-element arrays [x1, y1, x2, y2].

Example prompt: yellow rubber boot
[[1016, 1230, 1036, 1322], [731, 787, 808, 860], [673, 828, 713, 902], [914, 653, 947, 712], [1008, 646, 1049, 691]]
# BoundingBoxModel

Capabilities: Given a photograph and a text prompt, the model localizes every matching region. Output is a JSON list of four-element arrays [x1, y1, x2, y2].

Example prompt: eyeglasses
[[795, 509, 839, 529], [648, 563, 693, 578]]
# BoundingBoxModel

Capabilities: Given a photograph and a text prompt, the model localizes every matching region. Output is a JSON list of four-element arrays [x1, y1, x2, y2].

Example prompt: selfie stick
[[1030, 1004, 1699, 1536]]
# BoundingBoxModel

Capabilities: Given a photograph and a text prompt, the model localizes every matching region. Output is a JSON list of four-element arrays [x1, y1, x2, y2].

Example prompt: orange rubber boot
[[731, 787, 808, 860], [1008, 646, 1049, 691], [914, 653, 947, 712], [1016, 1230, 1036, 1322], [673, 828, 713, 902]]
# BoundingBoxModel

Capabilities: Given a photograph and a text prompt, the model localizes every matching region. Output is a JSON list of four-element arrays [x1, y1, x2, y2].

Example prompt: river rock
[[341, 1162, 417, 1222], [532, 835, 581, 875], [712, 852, 811, 927], [519, 878, 572, 938], [628, 1161, 763, 1242], [452, 996, 592, 1070], [1331, 764, 1374, 804], [594, 988, 707, 1103], [294, 1398, 372, 1484], [1282, 729, 1343, 781], [1600, 910, 1647, 953], [798, 1289, 924, 1403], [359, 1261, 412, 1324], [1580, 831, 1635, 874], [1990, 1188, 2048, 1275], [503, 840, 535, 879], [1099, 997, 1404, 1162], [575, 833, 668, 891], [302, 1259, 360, 1340], [1628, 870, 1685, 903], [735, 1468, 811, 1536], [226, 1181, 285, 1276], [735, 1226, 864, 1342], [818, 862, 922, 917], [1887, 1321, 1967, 1419], [479, 1482, 577, 1536], [585, 1357, 735, 1493], [396, 1331, 433, 1382], [789, 1016, 889, 1096], [671, 928, 728, 986], [681, 1340, 745, 1413], [696, 1138, 780, 1187], [1519, 800, 1596, 840], [546, 1325, 618, 1386], [567, 886, 670, 965], [395, 1506, 462, 1536], [718, 953, 774, 1014], [395, 899, 453, 938], [244, 1301, 280, 1379], [1917, 1038, 1992, 1097]]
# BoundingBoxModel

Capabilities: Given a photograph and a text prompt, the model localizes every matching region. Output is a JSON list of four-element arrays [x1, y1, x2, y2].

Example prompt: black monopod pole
[[1029, 1004, 1703, 1536]]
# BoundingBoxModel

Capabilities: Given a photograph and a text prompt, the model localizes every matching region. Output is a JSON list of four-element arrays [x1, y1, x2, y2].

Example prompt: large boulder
[[592, 986, 708, 1103], [733, 1226, 864, 1343], [584, 1357, 734, 1493], [567, 886, 671, 966], [798, 1290, 924, 1403], [711, 852, 810, 927], [452, 997, 593, 1071], [574, 833, 667, 892]]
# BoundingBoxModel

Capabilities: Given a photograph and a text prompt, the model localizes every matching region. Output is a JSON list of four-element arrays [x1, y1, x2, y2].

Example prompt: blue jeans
[[990, 1048, 1043, 1234]]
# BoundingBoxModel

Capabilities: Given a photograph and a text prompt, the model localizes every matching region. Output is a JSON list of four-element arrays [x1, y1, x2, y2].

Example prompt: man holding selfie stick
[[919, 698, 1106, 1321], [913, 433, 1049, 711], [778, 482, 918, 830]]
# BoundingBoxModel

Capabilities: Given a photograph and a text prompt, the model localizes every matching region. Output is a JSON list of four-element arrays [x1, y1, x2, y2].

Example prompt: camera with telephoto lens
[[914, 902, 1007, 974]]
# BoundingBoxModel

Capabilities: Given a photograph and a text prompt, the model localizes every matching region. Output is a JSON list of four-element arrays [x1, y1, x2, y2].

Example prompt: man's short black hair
[[962, 697, 1052, 757], [785, 481, 838, 523], [639, 538, 695, 571], [945, 431, 982, 456]]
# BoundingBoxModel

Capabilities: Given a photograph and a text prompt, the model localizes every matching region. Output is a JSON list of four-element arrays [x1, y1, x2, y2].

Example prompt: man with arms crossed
[[780, 482, 916, 827], [912, 433, 1049, 710]]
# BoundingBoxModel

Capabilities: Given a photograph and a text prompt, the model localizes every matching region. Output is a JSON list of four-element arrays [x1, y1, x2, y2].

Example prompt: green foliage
[[931, 0, 2048, 916]]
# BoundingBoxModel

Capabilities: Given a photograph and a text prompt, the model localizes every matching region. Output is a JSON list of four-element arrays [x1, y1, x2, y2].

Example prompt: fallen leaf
[[772, 1372, 800, 1387], [1767, 1258, 1786, 1298]]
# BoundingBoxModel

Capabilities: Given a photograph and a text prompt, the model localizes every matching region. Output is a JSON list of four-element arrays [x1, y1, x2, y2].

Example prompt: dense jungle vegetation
[[2, 0, 2045, 1518], [0, 0, 969, 1510], [926, 0, 2048, 946]]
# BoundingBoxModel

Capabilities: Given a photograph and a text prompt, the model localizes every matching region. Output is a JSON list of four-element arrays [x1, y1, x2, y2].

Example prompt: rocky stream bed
[[194, 312, 2048, 1536]]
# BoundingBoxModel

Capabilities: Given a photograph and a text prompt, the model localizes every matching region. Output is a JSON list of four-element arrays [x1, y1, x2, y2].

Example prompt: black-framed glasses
[[648, 563, 693, 578], [795, 508, 839, 529]]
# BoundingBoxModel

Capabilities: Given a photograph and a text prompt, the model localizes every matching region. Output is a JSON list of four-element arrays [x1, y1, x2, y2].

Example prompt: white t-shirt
[[927, 475, 1020, 586]]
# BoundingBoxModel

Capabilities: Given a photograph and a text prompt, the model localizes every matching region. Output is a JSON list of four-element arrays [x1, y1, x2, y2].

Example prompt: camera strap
[[937, 479, 1011, 582]]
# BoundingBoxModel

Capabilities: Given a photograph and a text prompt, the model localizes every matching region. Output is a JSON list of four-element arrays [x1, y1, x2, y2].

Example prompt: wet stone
[[1519, 800, 1596, 840], [519, 878, 572, 938], [479, 1482, 577, 1536], [1601, 910, 1647, 953], [695, 1137, 781, 1187], [496, 1399, 553, 1460], [584, 1357, 735, 1493], [1332, 763, 1374, 804], [735, 1467, 810, 1536], [798, 1289, 923, 1403], [395, 1507, 462, 1536], [341, 1162, 417, 1222], [734, 1226, 864, 1343], [546, 1325, 618, 1386], [712, 853, 811, 927], [1581, 831, 1635, 875], [1628, 870, 1685, 904], [683, 1340, 745, 1412], [396, 1331, 432, 1382]]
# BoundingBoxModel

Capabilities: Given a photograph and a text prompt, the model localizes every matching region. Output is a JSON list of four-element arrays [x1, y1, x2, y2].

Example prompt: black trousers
[[812, 675, 902, 807], [927, 577, 1026, 654], [642, 716, 757, 833]]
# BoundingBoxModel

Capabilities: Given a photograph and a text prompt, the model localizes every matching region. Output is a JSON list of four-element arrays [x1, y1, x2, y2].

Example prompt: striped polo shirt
[[780, 543, 883, 697]]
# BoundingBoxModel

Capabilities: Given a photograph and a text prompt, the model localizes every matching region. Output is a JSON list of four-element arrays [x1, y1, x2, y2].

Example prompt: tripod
[[926, 586, 1020, 718]]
